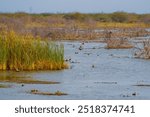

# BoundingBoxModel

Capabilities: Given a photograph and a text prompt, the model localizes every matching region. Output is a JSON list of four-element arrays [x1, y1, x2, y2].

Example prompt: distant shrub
[[127, 13, 139, 23], [94, 14, 112, 22], [63, 12, 86, 21], [139, 14, 150, 24], [111, 12, 128, 23]]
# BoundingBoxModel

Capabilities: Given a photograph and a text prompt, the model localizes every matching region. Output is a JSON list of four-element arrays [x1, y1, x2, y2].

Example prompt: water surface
[[0, 41, 150, 100]]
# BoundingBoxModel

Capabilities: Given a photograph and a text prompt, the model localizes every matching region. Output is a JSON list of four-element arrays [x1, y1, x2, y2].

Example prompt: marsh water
[[0, 40, 150, 100]]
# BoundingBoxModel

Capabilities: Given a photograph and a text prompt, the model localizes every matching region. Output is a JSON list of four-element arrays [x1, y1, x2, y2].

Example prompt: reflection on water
[[0, 84, 11, 88], [0, 71, 59, 84]]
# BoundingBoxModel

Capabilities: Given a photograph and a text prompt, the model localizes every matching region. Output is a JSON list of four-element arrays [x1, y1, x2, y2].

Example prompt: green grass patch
[[0, 31, 68, 71]]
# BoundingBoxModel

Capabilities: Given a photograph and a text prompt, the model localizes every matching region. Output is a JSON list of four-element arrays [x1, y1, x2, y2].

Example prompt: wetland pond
[[0, 41, 150, 99]]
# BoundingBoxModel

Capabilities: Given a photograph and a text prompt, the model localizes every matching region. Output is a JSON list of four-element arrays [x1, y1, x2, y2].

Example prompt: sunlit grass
[[0, 31, 68, 71], [96, 22, 149, 29]]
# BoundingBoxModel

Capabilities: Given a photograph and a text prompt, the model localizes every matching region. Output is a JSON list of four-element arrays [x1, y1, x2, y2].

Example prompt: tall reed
[[0, 31, 68, 71]]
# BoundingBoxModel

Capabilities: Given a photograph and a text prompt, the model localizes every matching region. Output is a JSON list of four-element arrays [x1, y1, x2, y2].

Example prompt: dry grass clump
[[134, 40, 150, 59], [0, 31, 68, 71], [106, 38, 133, 49]]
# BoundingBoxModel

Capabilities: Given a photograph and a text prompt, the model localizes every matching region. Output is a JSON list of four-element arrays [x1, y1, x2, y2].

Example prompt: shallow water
[[0, 41, 150, 100]]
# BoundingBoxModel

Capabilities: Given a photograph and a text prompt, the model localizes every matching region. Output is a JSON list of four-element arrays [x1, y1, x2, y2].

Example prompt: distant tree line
[[63, 12, 150, 23], [0, 11, 150, 24]]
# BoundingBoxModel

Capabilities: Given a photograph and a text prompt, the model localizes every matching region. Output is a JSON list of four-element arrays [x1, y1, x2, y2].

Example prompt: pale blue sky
[[0, 0, 150, 13]]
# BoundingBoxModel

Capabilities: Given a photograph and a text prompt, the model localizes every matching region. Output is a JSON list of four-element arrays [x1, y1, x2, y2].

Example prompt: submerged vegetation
[[0, 31, 68, 71], [0, 75, 60, 84], [30, 89, 68, 96], [0, 84, 11, 88]]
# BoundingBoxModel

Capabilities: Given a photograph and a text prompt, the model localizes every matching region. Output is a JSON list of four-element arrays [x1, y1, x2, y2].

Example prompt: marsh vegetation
[[0, 84, 11, 88], [0, 76, 59, 84], [0, 12, 150, 40], [29, 89, 67, 96], [0, 31, 68, 71], [0, 12, 150, 99]]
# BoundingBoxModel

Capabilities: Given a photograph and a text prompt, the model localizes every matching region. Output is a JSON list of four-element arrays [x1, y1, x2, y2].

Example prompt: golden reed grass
[[0, 31, 68, 71]]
